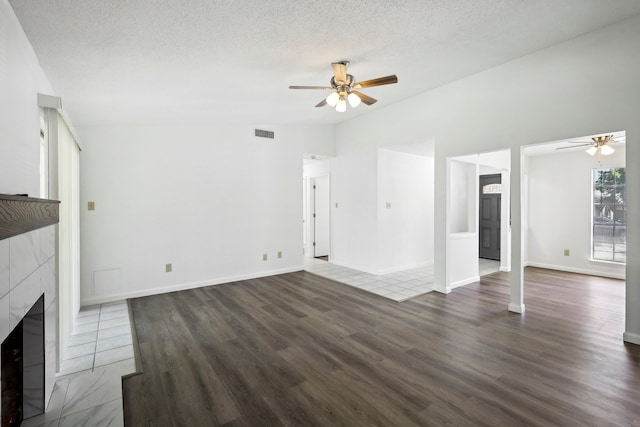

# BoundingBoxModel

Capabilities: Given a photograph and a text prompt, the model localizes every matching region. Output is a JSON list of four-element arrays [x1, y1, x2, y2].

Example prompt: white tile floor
[[23, 301, 136, 427], [479, 258, 501, 276], [304, 258, 502, 301], [304, 258, 434, 301]]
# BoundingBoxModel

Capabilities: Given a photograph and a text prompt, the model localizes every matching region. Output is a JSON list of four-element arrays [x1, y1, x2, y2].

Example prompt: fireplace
[[1, 295, 45, 427], [1, 194, 59, 427]]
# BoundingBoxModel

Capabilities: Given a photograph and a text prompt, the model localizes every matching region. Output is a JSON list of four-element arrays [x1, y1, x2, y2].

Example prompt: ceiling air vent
[[255, 129, 275, 139]]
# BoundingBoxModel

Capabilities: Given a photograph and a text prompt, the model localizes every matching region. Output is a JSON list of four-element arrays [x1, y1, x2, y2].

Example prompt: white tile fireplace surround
[[1, 225, 58, 422]]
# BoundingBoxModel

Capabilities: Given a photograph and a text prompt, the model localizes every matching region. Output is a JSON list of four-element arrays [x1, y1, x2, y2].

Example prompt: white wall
[[0, 0, 58, 407], [526, 147, 626, 278], [330, 129, 435, 274], [78, 124, 332, 304], [301, 126, 336, 158], [303, 158, 334, 179], [0, 2, 53, 196], [377, 149, 433, 274], [449, 233, 479, 287], [333, 14, 640, 341], [330, 127, 379, 272], [449, 160, 477, 234], [447, 158, 492, 287]]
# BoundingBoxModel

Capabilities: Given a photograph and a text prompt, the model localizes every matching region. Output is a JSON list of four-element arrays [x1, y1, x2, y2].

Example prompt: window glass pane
[[614, 244, 626, 263], [592, 167, 625, 263], [482, 184, 501, 194]]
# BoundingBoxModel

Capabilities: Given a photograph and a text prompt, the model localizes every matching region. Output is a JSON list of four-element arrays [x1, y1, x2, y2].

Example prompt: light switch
[[88, 201, 95, 211]]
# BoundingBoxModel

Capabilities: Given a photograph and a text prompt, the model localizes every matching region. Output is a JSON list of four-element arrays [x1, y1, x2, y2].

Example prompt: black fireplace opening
[[1, 295, 45, 427], [1, 323, 22, 427]]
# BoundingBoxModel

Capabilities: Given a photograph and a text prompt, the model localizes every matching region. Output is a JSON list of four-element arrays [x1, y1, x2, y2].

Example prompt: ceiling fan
[[289, 61, 398, 112], [556, 134, 619, 156]]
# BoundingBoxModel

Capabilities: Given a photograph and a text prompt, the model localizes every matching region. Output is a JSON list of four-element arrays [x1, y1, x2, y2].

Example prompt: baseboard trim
[[623, 332, 640, 346], [432, 283, 450, 294], [450, 276, 480, 290], [525, 262, 625, 280], [508, 303, 525, 314], [81, 266, 303, 306], [499, 266, 511, 272]]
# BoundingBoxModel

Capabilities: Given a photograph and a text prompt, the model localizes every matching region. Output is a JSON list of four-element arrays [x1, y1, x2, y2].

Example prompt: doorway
[[303, 174, 331, 259], [479, 174, 501, 261], [312, 175, 330, 258]]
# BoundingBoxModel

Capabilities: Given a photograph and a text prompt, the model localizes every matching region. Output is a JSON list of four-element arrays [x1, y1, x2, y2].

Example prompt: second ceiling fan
[[556, 135, 619, 156], [289, 61, 398, 112]]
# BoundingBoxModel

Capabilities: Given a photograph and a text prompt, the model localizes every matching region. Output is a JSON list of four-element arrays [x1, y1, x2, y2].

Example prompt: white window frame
[[591, 167, 626, 264]]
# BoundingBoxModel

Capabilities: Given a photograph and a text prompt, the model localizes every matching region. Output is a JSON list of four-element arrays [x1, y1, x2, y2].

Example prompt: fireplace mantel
[[0, 194, 60, 241]]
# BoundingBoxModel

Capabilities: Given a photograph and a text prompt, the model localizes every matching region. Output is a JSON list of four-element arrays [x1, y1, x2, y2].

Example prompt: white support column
[[433, 153, 449, 294], [624, 128, 640, 345], [508, 147, 524, 314]]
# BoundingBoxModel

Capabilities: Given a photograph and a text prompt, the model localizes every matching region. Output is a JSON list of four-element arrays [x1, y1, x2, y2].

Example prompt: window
[[482, 184, 501, 194], [592, 167, 626, 263]]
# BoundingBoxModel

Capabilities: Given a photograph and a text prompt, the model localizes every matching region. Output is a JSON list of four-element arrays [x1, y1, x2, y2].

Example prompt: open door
[[479, 174, 501, 260]]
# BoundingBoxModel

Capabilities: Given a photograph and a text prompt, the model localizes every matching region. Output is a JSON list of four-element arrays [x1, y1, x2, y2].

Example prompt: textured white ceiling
[[9, 0, 640, 127]]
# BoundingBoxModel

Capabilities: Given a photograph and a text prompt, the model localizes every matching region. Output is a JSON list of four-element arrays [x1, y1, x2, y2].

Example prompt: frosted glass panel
[[483, 184, 501, 194]]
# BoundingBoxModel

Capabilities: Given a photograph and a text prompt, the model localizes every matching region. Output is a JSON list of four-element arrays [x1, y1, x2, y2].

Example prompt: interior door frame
[[312, 175, 330, 258], [303, 174, 331, 259]]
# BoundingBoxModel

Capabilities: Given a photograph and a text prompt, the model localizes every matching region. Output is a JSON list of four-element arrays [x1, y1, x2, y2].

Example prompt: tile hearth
[[23, 301, 135, 427]]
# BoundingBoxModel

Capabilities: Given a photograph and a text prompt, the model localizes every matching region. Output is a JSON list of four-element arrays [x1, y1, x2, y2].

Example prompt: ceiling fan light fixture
[[347, 92, 361, 108], [586, 146, 598, 156], [600, 144, 615, 155], [289, 61, 398, 112], [326, 92, 340, 107]]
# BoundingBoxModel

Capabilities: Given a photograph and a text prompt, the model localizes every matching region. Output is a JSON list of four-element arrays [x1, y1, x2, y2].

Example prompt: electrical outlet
[[263, 253, 268, 261], [88, 201, 95, 211], [278, 251, 282, 259], [563, 249, 570, 256], [165, 263, 172, 272]]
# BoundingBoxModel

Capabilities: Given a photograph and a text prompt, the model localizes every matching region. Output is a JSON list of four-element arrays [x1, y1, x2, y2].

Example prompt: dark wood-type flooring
[[123, 268, 640, 426]]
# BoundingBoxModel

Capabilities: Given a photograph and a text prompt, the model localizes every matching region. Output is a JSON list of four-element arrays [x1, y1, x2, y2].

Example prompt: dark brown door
[[479, 174, 501, 260]]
